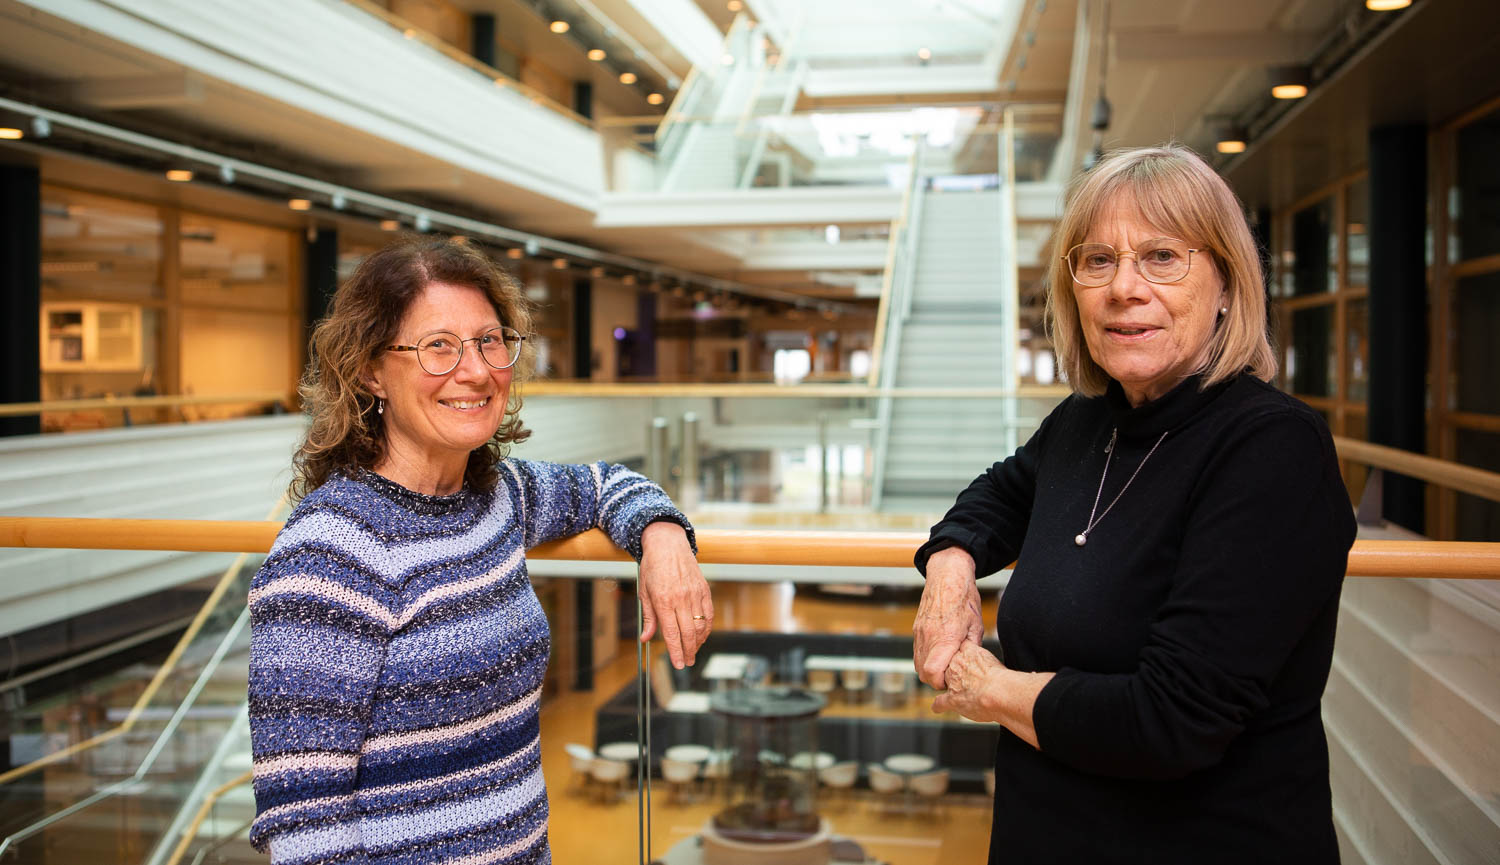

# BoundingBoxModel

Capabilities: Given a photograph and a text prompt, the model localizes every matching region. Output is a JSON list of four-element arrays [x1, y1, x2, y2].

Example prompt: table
[[804, 655, 917, 675], [788, 750, 836, 771], [701, 653, 751, 688], [883, 753, 936, 774], [598, 741, 642, 762], [664, 743, 712, 763]]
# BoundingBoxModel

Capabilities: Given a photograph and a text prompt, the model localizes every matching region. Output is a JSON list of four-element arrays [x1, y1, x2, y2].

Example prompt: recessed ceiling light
[[727, 0, 744, 10], [917, 47, 932, 61], [288, 198, 312, 211], [380, 219, 400, 231], [1365, 0, 1410, 9], [590, 266, 606, 278], [647, 92, 664, 105], [622, 274, 637, 286], [0, 128, 24, 140], [1269, 65, 1310, 99], [402, 28, 416, 39], [1216, 140, 1247, 154], [549, 20, 570, 34], [552, 258, 569, 269], [588, 48, 606, 61], [165, 169, 194, 182], [619, 72, 637, 85], [506, 248, 524, 259]]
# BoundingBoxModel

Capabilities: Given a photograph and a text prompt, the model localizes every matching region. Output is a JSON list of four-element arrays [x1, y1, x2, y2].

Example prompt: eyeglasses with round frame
[[385, 326, 527, 375], [1063, 237, 1202, 287]]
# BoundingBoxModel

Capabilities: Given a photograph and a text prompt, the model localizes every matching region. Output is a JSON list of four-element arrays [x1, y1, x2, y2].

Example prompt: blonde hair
[[290, 238, 533, 500], [1044, 144, 1275, 396]]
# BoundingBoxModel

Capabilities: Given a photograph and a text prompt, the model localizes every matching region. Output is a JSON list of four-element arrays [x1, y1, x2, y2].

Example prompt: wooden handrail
[[1333, 436, 1500, 504], [522, 383, 1071, 399], [1, 518, 1497, 579], [0, 392, 287, 418]]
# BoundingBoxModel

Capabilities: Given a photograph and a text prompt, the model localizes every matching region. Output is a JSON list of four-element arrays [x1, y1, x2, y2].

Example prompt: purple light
[[613, 327, 627, 340]]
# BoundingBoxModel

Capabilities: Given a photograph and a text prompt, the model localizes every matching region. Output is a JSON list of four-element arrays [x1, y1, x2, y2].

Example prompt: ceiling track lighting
[[1269, 65, 1311, 99]]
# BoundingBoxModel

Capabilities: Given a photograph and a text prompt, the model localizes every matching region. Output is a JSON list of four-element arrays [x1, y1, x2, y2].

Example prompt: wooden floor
[[538, 581, 1000, 865]]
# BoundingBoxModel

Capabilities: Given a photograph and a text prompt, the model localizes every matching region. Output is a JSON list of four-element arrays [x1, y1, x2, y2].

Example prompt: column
[[1367, 124, 1428, 531], [0, 164, 40, 436]]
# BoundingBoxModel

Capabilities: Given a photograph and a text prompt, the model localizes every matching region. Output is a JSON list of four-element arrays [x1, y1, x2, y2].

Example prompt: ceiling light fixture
[[1214, 123, 1249, 154], [288, 198, 312, 211], [1269, 65, 1310, 99], [727, 0, 743, 11], [1365, 0, 1411, 9], [590, 266, 606, 278], [165, 169, 193, 182], [506, 248, 524, 259], [0, 127, 23, 140], [549, 20, 570, 34], [380, 219, 400, 231], [622, 274, 637, 286], [619, 72, 637, 85], [552, 257, 569, 270], [588, 48, 606, 61], [647, 93, 664, 105], [917, 47, 932, 61]]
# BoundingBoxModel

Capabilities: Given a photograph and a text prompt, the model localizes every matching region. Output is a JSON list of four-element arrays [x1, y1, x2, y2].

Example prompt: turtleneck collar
[[1104, 372, 1238, 439]]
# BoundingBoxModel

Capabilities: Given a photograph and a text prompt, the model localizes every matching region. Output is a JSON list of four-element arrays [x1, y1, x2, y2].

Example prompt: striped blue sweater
[[247, 459, 694, 865]]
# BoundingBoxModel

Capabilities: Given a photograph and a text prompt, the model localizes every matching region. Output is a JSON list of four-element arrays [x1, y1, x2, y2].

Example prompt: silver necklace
[[1076, 427, 1169, 547]]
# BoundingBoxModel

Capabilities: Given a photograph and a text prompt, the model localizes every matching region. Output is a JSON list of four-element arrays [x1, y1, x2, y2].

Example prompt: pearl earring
[[377, 399, 384, 415], [1219, 307, 1228, 316]]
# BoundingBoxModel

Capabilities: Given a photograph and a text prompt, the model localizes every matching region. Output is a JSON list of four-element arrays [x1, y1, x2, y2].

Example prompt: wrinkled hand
[[638, 521, 713, 669], [930, 642, 1003, 721], [913, 546, 983, 690]]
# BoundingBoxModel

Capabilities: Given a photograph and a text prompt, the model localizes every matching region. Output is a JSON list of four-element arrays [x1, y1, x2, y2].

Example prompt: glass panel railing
[[1, 516, 1497, 865], [0, 520, 277, 864]]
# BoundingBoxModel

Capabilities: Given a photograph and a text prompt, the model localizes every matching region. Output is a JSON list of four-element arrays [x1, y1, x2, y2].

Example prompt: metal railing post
[[818, 412, 830, 514], [681, 412, 700, 510], [648, 417, 670, 491]]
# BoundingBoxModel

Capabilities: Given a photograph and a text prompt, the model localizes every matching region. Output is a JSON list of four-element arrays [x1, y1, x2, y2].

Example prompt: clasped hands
[[914, 547, 1049, 748]]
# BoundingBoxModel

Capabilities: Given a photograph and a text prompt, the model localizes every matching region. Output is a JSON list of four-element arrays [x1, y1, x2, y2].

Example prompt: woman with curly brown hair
[[246, 238, 710, 865]]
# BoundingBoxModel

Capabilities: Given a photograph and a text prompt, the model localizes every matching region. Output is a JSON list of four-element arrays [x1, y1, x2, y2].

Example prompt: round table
[[883, 753, 936, 774], [664, 743, 712, 763], [787, 751, 836, 771], [599, 741, 642, 762]]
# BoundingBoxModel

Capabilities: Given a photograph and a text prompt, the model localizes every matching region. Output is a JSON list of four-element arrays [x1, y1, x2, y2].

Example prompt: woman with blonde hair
[[912, 145, 1354, 863], [247, 238, 711, 864]]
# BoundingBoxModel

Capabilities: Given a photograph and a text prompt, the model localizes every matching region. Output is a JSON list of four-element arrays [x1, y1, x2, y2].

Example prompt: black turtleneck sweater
[[916, 373, 1355, 864]]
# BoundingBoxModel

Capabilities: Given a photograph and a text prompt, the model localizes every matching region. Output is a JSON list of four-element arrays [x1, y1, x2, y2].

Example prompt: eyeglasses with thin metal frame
[[1063, 238, 1202, 287], [385, 326, 527, 375]]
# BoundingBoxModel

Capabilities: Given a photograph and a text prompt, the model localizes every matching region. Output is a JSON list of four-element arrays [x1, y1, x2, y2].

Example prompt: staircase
[[878, 188, 1015, 510]]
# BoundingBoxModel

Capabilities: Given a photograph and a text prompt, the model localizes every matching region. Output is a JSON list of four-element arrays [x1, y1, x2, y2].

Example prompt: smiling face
[[1073, 194, 1226, 406], [366, 281, 512, 487]]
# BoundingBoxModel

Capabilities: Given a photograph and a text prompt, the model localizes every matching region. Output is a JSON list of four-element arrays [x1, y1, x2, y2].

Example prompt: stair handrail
[[1332, 436, 1500, 504], [656, 13, 752, 172], [998, 106, 1022, 455]]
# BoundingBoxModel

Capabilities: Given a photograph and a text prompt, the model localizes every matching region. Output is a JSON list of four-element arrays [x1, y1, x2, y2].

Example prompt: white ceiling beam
[[1111, 30, 1323, 65], [597, 187, 902, 229], [67, 72, 205, 109], [355, 165, 468, 190]]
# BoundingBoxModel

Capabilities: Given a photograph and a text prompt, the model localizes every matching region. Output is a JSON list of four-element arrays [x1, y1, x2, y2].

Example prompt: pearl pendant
[[1074, 533, 1087, 547]]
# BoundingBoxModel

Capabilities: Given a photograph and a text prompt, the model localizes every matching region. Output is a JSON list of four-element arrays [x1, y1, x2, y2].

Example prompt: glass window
[[1454, 271, 1500, 415], [1289, 305, 1336, 397], [1455, 429, 1500, 542], [1290, 198, 1337, 296], [1346, 298, 1370, 403], [1454, 105, 1500, 262], [40, 186, 162, 299], [179, 214, 292, 311], [1346, 179, 1369, 287]]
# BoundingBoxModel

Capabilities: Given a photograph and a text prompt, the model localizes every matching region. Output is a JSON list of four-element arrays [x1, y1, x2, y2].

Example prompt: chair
[[840, 668, 871, 704], [865, 763, 906, 815], [817, 760, 859, 808], [909, 768, 951, 817], [588, 756, 631, 803], [983, 768, 996, 797], [701, 749, 732, 797], [806, 668, 837, 697], [564, 743, 595, 794], [651, 655, 710, 713], [659, 757, 701, 805], [876, 671, 909, 708]]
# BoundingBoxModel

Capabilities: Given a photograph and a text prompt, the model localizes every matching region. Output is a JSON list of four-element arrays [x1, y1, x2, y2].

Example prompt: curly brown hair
[[289, 238, 533, 500]]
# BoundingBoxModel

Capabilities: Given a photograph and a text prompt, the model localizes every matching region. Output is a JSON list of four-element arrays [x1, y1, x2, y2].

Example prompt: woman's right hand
[[913, 546, 984, 690]]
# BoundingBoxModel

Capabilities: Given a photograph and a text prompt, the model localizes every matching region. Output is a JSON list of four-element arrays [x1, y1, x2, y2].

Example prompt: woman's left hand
[[638, 521, 713, 670], [931, 641, 1005, 721]]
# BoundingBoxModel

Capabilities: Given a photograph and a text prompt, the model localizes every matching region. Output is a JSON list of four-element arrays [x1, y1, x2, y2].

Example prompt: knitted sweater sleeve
[[1031, 411, 1356, 780], [501, 459, 697, 561], [246, 514, 396, 864]]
